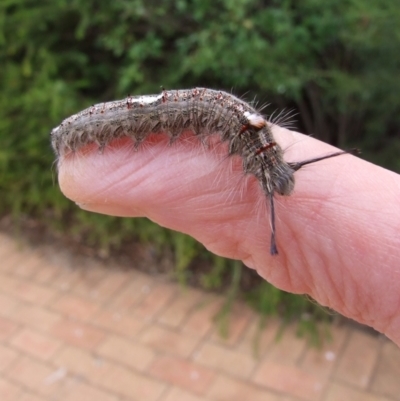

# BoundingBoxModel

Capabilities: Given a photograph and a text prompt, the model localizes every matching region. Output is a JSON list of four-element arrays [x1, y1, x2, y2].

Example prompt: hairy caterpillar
[[51, 87, 355, 255]]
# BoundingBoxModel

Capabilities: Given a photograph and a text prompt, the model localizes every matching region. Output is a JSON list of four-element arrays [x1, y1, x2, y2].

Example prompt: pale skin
[[57, 126, 400, 346]]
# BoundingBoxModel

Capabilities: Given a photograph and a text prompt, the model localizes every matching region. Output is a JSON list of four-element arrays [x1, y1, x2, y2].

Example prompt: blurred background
[[1, 0, 400, 363]]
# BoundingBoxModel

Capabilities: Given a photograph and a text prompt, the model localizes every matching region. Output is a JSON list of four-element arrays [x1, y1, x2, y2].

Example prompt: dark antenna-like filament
[[289, 148, 360, 172], [269, 193, 278, 255]]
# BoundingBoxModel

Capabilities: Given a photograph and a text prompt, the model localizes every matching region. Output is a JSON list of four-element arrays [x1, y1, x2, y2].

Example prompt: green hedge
[[1, 0, 399, 329]]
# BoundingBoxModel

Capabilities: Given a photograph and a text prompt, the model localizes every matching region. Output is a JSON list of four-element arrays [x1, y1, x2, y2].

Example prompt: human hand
[[57, 126, 400, 346]]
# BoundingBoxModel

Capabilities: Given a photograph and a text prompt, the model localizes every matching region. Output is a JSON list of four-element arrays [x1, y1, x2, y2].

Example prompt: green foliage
[[213, 260, 242, 339], [1, 0, 399, 330], [246, 281, 333, 345], [200, 256, 232, 290], [246, 281, 330, 321]]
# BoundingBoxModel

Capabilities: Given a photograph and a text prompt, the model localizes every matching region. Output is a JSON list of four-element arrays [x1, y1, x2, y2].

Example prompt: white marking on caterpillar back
[[128, 94, 163, 105], [244, 112, 266, 129]]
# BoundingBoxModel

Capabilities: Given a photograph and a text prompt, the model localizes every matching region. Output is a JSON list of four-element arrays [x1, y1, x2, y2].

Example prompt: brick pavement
[[0, 231, 399, 401]]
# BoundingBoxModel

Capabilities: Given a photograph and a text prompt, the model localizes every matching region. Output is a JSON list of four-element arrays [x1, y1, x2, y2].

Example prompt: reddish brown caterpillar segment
[[51, 88, 354, 255]]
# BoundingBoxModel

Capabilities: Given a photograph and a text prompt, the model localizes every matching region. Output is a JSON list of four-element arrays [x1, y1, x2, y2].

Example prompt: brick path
[[0, 232, 399, 401]]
